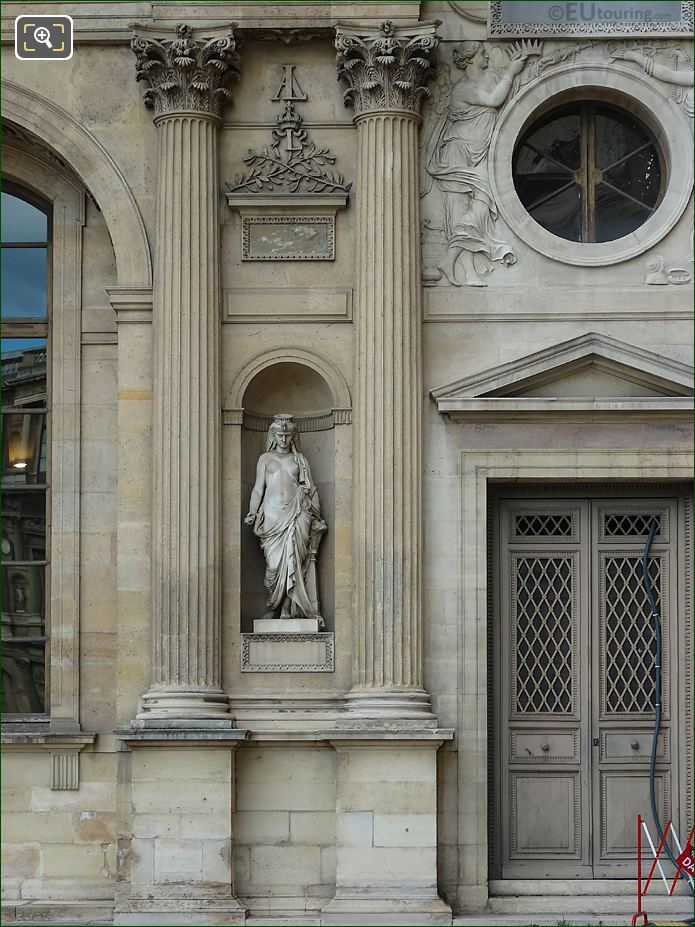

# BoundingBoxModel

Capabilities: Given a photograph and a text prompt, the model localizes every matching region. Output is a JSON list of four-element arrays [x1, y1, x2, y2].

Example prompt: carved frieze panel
[[241, 632, 335, 672], [489, 1, 693, 38], [242, 215, 334, 260]]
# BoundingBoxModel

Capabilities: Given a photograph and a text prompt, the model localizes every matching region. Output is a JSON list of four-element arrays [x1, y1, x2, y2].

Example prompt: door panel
[[498, 500, 591, 878], [592, 499, 677, 875], [494, 491, 684, 880]]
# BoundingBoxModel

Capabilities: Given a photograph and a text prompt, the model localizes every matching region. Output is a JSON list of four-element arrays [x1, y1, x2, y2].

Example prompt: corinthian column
[[336, 21, 439, 718], [131, 24, 239, 719]]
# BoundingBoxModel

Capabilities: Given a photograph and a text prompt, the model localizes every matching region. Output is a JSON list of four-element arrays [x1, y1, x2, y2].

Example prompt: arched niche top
[[224, 348, 352, 414], [2, 80, 152, 288]]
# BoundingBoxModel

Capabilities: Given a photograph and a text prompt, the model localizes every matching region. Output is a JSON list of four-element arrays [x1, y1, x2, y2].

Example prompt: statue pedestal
[[253, 618, 320, 633]]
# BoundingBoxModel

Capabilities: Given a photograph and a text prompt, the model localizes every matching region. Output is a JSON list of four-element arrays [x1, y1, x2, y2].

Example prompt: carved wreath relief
[[227, 64, 351, 261]]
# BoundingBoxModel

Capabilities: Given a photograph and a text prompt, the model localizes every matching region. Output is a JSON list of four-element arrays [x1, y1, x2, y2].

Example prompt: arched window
[[1, 185, 50, 715]]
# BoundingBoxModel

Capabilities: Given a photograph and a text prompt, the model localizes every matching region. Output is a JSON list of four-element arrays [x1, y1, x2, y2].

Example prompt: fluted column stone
[[336, 21, 439, 718], [131, 24, 239, 719]]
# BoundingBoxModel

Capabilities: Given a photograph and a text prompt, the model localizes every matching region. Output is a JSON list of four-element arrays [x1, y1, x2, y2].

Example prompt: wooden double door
[[491, 489, 690, 879]]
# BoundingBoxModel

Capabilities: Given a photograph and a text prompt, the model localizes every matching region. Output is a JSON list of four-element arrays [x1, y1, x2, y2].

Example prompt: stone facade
[[1, 2, 692, 925]]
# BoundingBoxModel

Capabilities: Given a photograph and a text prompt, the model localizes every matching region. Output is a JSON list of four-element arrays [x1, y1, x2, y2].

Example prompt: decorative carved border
[[240, 632, 335, 672], [241, 215, 334, 261], [510, 506, 579, 543], [489, 0, 693, 36]]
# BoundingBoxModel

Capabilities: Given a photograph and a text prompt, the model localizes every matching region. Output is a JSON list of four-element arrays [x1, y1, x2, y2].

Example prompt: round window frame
[[489, 63, 693, 266]]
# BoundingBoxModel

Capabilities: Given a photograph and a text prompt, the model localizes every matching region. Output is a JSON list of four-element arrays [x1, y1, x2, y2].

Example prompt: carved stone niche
[[227, 356, 352, 673], [226, 100, 350, 261]]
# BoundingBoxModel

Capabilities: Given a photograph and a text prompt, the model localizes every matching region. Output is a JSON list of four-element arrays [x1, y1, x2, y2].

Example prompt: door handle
[[631, 740, 640, 751], [592, 737, 599, 747]]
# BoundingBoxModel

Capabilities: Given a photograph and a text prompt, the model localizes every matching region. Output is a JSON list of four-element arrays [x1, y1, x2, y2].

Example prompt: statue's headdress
[[266, 413, 299, 452]]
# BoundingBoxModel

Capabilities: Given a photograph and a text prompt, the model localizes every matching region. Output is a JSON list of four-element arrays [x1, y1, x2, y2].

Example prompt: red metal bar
[[632, 813, 644, 926], [643, 819, 672, 896], [669, 824, 694, 896]]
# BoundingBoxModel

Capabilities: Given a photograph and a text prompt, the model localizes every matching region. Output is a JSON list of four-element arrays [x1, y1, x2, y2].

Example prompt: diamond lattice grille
[[515, 557, 573, 713], [515, 513, 574, 537], [605, 556, 660, 714], [604, 513, 661, 537]]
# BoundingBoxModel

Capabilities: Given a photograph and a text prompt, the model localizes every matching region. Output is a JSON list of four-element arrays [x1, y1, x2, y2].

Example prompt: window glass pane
[[1, 248, 48, 318], [1, 192, 48, 243], [604, 147, 661, 208], [1, 641, 46, 714], [515, 145, 575, 176], [1, 413, 47, 484], [514, 174, 575, 211], [2, 339, 47, 408], [524, 112, 581, 171], [595, 109, 649, 170], [594, 183, 651, 242], [2, 563, 45, 636], [2, 491, 46, 561], [529, 186, 582, 242]]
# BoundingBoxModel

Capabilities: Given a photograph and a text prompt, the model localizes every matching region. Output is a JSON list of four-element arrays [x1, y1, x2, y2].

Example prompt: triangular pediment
[[431, 333, 693, 421]]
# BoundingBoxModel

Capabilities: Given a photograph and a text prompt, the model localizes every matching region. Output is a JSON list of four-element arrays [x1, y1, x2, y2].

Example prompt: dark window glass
[[1, 188, 49, 717], [1, 491, 46, 561], [1, 248, 48, 318], [1, 642, 46, 713], [1, 192, 48, 243], [513, 102, 663, 243]]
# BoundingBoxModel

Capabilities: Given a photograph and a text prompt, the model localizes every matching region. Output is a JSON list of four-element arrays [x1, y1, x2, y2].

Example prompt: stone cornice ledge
[[1, 729, 96, 748], [115, 727, 249, 748], [106, 286, 154, 323]]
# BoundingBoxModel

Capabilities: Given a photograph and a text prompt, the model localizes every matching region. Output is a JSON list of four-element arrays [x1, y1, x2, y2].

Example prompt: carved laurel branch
[[131, 23, 240, 117], [335, 21, 439, 116], [231, 143, 351, 194]]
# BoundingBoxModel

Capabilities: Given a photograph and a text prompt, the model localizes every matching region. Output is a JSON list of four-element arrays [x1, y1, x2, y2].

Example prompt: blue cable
[[642, 517, 692, 892]]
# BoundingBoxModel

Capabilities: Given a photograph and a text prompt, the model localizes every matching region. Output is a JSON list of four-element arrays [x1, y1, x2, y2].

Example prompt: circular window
[[512, 103, 663, 244]]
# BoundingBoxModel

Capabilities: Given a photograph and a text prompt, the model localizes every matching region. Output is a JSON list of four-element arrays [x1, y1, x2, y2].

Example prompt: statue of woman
[[244, 414, 327, 626], [423, 41, 538, 286]]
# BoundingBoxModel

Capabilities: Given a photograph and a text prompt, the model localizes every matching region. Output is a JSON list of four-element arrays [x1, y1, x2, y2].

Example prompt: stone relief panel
[[608, 40, 693, 116], [421, 36, 694, 288], [421, 38, 543, 286]]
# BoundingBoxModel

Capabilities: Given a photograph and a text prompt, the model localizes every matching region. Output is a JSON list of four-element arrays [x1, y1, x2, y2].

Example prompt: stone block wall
[[1, 750, 117, 907], [234, 745, 336, 917]]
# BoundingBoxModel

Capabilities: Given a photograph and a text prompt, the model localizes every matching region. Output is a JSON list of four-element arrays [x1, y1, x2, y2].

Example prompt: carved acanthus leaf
[[335, 20, 439, 117], [228, 101, 351, 195], [131, 23, 240, 118]]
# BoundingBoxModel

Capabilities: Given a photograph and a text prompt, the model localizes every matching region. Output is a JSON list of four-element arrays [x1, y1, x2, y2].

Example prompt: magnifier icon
[[33, 26, 53, 49]]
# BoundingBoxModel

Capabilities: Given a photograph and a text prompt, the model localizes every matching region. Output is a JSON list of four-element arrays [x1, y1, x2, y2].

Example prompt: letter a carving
[[272, 64, 308, 102]]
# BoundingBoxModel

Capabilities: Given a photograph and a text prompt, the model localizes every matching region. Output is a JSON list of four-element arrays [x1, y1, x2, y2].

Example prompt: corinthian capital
[[131, 23, 240, 119], [335, 20, 439, 118]]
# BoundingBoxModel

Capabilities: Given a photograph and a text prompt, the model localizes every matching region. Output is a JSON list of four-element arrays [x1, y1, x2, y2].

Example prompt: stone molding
[[430, 331, 695, 421], [105, 286, 154, 323], [224, 346, 352, 411], [223, 409, 351, 430], [131, 22, 240, 119], [241, 632, 335, 672], [2, 80, 151, 288], [335, 20, 439, 118]]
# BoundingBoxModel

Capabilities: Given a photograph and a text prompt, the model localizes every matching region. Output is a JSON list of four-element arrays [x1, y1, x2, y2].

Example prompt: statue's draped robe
[[254, 451, 324, 627], [424, 74, 515, 265]]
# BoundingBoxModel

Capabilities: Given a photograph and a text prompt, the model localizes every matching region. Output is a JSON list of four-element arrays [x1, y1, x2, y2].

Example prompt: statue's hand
[[244, 512, 256, 526]]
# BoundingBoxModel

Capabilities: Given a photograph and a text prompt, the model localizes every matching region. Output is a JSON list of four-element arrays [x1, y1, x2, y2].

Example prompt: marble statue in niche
[[244, 414, 327, 628], [422, 40, 541, 286]]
